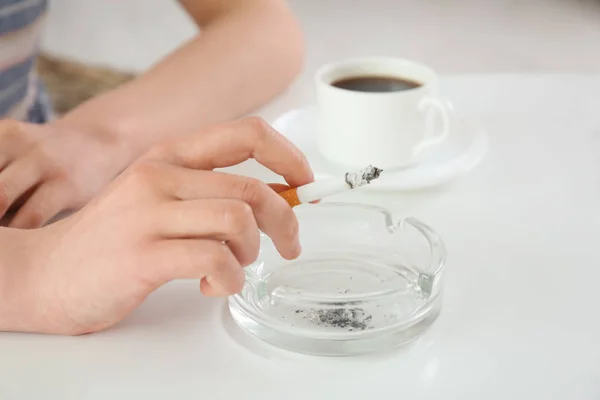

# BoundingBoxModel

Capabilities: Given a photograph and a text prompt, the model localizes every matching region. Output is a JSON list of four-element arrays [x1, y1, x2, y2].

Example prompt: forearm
[[56, 0, 304, 160]]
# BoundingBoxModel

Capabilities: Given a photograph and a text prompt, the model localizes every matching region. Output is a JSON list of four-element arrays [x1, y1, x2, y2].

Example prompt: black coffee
[[331, 75, 421, 93]]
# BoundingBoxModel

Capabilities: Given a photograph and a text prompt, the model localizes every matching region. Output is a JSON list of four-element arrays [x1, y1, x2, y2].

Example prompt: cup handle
[[413, 97, 454, 155]]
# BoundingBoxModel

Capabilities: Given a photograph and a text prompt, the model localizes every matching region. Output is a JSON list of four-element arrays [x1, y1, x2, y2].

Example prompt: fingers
[[150, 239, 244, 296], [8, 182, 73, 228], [0, 120, 32, 163], [147, 116, 314, 189], [154, 198, 261, 267], [151, 166, 300, 260], [0, 157, 42, 218]]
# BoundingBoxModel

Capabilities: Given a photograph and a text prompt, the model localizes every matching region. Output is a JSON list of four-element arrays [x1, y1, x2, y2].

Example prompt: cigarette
[[278, 164, 383, 207]]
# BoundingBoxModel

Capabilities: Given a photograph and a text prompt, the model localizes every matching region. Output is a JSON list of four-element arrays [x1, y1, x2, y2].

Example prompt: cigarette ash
[[295, 307, 373, 331], [344, 165, 383, 189]]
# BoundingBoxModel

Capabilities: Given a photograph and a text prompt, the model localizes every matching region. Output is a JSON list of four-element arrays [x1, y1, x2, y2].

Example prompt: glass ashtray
[[228, 202, 447, 356]]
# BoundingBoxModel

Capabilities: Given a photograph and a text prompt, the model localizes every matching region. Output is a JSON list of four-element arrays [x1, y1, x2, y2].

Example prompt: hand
[[4, 117, 313, 335], [0, 119, 130, 228]]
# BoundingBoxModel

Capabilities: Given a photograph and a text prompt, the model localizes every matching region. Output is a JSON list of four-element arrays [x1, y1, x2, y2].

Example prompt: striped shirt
[[0, 0, 51, 123]]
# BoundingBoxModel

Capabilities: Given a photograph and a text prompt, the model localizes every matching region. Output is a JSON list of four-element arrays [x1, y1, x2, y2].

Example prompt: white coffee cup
[[316, 57, 454, 169]]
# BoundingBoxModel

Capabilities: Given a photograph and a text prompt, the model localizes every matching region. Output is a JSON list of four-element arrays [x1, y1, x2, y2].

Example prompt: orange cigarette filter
[[278, 187, 301, 207]]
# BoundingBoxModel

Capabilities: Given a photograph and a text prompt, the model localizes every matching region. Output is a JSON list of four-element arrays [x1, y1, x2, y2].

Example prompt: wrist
[[51, 111, 141, 176], [54, 87, 155, 164]]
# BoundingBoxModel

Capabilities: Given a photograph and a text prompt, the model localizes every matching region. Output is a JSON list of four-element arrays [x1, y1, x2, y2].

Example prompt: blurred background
[[37, 0, 600, 115], [41, 0, 600, 72]]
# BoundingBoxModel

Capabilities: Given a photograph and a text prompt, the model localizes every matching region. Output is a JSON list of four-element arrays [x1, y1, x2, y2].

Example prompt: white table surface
[[3, 1, 600, 399]]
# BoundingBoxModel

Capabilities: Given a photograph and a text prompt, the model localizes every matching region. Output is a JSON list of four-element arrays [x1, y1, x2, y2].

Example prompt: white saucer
[[271, 106, 489, 191]]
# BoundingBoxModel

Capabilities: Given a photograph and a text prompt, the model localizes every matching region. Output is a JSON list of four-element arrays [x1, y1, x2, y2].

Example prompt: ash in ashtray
[[297, 307, 373, 331]]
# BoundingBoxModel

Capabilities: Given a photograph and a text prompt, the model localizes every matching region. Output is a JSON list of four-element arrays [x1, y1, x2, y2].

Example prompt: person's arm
[[0, 0, 305, 229], [55, 0, 305, 159]]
